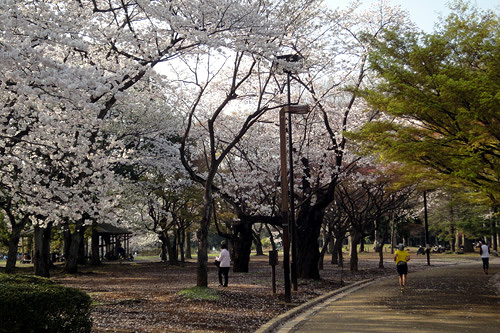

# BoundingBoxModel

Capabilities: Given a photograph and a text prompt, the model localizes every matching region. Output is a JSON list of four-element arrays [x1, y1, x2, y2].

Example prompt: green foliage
[[427, 189, 495, 242], [177, 286, 220, 301], [0, 274, 92, 333], [261, 237, 271, 249], [352, 2, 500, 207], [0, 211, 9, 249]]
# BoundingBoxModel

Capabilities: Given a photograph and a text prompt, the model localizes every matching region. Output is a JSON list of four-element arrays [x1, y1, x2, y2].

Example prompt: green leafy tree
[[353, 2, 500, 213], [428, 190, 491, 248]]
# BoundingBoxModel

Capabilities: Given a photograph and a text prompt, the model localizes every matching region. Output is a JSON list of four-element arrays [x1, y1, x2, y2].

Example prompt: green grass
[[177, 286, 220, 301]]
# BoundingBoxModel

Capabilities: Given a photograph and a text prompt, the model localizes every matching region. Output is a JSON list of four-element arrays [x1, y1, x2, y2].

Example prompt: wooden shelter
[[95, 223, 132, 260]]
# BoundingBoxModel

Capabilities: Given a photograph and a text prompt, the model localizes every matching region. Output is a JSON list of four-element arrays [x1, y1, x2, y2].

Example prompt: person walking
[[217, 241, 230, 287], [479, 241, 490, 274], [394, 244, 410, 292]]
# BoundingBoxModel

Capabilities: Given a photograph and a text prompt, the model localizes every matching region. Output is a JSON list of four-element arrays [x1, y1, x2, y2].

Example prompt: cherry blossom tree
[[286, 1, 413, 279], [211, 0, 414, 280], [1, 0, 285, 276], [181, 0, 414, 282], [175, 0, 345, 285]]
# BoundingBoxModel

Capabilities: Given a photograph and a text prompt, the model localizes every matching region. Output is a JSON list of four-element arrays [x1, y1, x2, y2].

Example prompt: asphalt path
[[271, 259, 500, 333]]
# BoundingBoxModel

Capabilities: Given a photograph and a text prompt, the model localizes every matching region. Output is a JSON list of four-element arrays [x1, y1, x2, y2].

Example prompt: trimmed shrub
[[0, 274, 92, 333]]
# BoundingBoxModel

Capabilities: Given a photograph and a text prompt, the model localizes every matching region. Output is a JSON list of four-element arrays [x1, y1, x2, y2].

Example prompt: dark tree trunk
[[178, 228, 185, 264], [63, 222, 71, 260], [390, 219, 396, 254], [253, 229, 264, 256], [197, 216, 209, 287], [185, 231, 192, 259], [374, 218, 388, 269], [492, 220, 498, 252], [377, 229, 388, 269], [296, 208, 324, 280], [378, 246, 384, 268], [90, 223, 101, 265], [6, 233, 21, 274], [318, 238, 329, 270], [331, 234, 345, 266], [165, 232, 178, 266], [77, 227, 87, 265], [331, 238, 339, 265], [450, 224, 456, 253], [337, 244, 344, 267], [349, 232, 362, 272], [463, 237, 474, 252], [34, 222, 53, 277], [65, 223, 85, 273], [5, 218, 26, 274], [2, 202, 30, 274], [328, 236, 334, 255], [233, 221, 253, 273], [158, 233, 168, 262]]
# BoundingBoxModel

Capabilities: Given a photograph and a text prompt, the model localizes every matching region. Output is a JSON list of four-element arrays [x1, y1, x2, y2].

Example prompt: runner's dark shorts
[[396, 261, 408, 276]]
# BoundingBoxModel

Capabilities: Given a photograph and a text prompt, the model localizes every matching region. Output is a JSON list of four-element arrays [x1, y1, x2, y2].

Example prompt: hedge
[[0, 274, 92, 333]]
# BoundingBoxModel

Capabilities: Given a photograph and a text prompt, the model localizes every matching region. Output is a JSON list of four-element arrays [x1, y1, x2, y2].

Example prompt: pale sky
[[325, 0, 500, 32]]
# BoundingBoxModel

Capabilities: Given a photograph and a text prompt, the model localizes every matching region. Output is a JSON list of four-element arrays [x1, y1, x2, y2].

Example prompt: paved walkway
[[261, 259, 500, 333]]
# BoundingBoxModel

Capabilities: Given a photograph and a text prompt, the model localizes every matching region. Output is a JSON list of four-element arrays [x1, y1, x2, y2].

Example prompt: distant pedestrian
[[394, 244, 410, 291], [479, 241, 490, 275], [216, 241, 230, 287]]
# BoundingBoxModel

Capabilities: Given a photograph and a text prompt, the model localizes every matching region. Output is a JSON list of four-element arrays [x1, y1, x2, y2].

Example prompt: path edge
[[255, 278, 376, 333]]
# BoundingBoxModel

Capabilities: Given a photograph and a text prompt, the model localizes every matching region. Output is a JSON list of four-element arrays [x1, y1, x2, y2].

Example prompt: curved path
[[263, 260, 500, 332]]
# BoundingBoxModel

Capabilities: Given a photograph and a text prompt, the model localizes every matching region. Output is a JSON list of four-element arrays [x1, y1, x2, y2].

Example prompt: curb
[[255, 278, 377, 333]]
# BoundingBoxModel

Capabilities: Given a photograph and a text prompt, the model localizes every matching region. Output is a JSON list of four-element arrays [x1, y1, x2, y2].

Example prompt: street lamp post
[[279, 104, 309, 303], [277, 54, 303, 292], [423, 191, 431, 266]]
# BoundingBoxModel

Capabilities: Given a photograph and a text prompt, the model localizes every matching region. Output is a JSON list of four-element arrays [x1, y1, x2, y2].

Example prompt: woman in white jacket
[[480, 241, 490, 275], [217, 241, 230, 287]]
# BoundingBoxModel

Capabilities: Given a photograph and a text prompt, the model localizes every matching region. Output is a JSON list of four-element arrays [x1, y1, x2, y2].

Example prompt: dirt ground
[[41, 252, 476, 332]]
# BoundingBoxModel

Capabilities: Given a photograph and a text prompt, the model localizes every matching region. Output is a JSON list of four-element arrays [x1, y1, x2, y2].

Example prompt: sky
[[325, 0, 500, 32]]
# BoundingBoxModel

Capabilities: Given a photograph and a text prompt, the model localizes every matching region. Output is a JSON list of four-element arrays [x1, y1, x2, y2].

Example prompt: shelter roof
[[95, 223, 132, 235]]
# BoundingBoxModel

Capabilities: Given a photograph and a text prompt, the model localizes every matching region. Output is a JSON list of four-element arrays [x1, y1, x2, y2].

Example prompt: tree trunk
[[318, 238, 329, 271], [77, 227, 87, 265], [232, 221, 253, 273], [349, 232, 362, 272], [197, 215, 209, 287], [463, 236, 474, 252], [456, 232, 462, 248], [159, 233, 168, 262], [492, 220, 498, 252], [378, 227, 388, 269], [337, 244, 344, 267], [296, 208, 323, 280], [5, 219, 25, 274], [63, 222, 71, 260], [390, 219, 396, 254], [331, 238, 340, 265], [328, 236, 334, 255], [374, 219, 388, 269], [377, 245, 384, 268], [166, 232, 178, 266], [450, 224, 456, 253], [90, 223, 101, 265], [178, 228, 185, 265], [253, 229, 264, 256], [34, 222, 53, 277], [185, 231, 192, 259], [65, 223, 85, 274]]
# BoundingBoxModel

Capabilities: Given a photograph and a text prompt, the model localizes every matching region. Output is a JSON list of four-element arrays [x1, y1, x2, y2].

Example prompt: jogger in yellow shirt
[[394, 244, 410, 291]]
